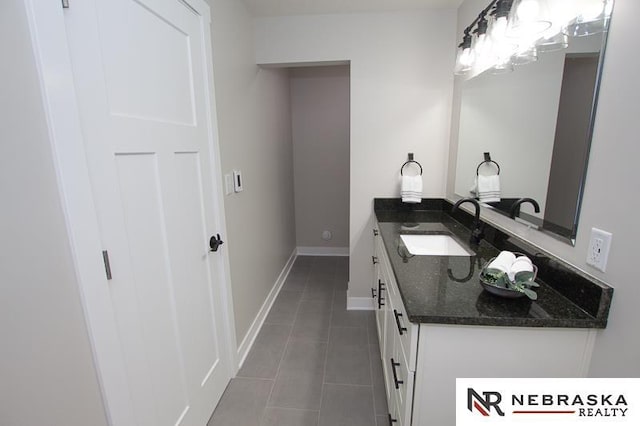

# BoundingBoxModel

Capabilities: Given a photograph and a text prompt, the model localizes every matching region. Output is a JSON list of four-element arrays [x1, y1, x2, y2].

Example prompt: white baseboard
[[347, 295, 375, 310], [236, 248, 297, 369], [296, 246, 349, 256]]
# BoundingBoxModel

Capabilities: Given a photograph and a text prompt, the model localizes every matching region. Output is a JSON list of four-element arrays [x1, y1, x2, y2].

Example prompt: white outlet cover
[[586, 228, 612, 272]]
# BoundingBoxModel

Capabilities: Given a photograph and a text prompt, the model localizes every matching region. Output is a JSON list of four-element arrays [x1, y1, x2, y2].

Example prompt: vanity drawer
[[389, 337, 415, 426], [387, 280, 418, 371], [376, 235, 418, 371]]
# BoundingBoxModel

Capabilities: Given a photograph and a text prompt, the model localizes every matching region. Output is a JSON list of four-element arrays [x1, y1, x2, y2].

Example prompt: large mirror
[[453, 1, 613, 244]]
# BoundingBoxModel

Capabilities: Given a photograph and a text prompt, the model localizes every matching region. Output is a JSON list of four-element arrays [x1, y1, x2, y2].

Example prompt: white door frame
[[23, 0, 238, 423]]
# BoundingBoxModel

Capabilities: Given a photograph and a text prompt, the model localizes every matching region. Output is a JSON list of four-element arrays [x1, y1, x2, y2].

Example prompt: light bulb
[[582, 0, 605, 21], [517, 0, 540, 21], [491, 16, 509, 40], [475, 33, 491, 56]]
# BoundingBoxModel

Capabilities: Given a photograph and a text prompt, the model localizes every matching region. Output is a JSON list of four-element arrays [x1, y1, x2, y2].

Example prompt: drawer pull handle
[[394, 309, 408, 336], [390, 358, 403, 389], [388, 413, 398, 424], [373, 229, 379, 236], [372, 256, 379, 265], [378, 279, 385, 309]]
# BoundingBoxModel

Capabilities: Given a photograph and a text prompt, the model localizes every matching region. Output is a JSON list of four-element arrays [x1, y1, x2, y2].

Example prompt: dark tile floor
[[208, 256, 388, 426]]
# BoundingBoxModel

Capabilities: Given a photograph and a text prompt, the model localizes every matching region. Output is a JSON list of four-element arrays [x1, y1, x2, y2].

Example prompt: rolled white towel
[[487, 251, 516, 273], [508, 258, 534, 281]]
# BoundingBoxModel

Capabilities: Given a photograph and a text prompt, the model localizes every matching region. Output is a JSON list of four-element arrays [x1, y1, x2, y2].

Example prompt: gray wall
[[291, 66, 350, 250], [448, 0, 640, 377], [208, 0, 297, 344], [0, 1, 109, 424]]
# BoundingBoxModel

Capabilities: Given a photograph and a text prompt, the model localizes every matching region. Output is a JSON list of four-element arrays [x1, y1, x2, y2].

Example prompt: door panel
[[102, 0, 196, 125], [115, 153, 190, 425]]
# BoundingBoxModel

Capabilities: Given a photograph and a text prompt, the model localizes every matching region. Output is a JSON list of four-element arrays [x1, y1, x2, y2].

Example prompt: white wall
[[291, 66, 350, 251], [448, 0, 640, 376], [208, 0, 297, 343], [0, 1, 109, 424], [254, 10, 457, 299]]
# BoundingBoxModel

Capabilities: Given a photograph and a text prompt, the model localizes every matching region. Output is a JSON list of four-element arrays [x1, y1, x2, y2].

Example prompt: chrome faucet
[[451, 198, 484, 245], [509, 198, 540, 219]]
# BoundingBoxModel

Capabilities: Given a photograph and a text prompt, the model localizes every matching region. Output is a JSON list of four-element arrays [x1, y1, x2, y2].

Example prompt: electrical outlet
[[586, 228, 612, 272]]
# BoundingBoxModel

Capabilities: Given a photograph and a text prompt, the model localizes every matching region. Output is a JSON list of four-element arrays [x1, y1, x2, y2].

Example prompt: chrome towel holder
[[476, 152, 500, 175], [400, 153, 423, 176]]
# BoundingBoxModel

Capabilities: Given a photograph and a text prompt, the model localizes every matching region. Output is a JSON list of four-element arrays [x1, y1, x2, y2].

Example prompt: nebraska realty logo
[[457, 379, 640, 425]]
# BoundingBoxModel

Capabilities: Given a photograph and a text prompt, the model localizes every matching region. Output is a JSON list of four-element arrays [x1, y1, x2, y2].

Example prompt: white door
[[63, 0, 231, 425]]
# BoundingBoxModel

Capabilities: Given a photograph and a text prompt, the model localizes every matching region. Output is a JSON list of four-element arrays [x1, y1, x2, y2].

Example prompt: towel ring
[[476, 160, 500, 176], [401, 160, 423, 176]]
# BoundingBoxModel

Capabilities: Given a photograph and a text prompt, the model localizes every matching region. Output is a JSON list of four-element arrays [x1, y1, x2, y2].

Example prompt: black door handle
[[209, 234, 224, 252], [388, 413, 397, 424], [394, 309, 407, 336], [378, 279, 385, 309], [390, 358, 403, 389]]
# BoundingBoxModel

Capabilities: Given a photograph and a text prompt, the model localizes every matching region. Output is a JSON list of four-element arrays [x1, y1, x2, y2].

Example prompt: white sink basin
[[400, 234, 474, 256]]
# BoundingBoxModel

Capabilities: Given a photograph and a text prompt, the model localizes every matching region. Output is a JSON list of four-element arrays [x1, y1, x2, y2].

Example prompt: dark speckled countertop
[[374, 199, 612, 328]]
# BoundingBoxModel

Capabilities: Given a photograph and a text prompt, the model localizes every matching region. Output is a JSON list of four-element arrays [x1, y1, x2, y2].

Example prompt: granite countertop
[[374, 200, 612, 328]]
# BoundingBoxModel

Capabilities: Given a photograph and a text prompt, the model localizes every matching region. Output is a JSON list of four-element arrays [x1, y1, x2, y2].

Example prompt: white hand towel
[[477, 174, 501, 203], [401, 175, 423, 204]]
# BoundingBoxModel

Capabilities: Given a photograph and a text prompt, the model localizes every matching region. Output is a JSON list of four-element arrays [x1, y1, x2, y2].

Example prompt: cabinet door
[[374, 265, 386, 362], [382, 295, 397, 404]]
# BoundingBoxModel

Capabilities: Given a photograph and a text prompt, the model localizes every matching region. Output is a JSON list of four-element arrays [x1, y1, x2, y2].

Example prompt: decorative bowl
[[479, 253, 539, 300]]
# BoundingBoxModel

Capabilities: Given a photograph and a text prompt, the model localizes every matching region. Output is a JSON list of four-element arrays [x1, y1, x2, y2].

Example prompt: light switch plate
[[233, 170, 243, 193], [224, 174, 234, 195]]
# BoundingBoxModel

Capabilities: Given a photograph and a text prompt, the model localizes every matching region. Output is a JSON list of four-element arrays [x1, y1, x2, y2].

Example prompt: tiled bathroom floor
[[208, 256, 388, 426]]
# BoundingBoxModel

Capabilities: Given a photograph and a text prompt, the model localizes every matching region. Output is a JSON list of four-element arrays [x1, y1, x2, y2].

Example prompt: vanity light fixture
[[453, 0, 615, 76]]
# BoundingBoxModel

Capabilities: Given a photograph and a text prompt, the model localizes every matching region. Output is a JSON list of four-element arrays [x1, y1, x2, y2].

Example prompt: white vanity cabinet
[[372, 224, 597, 426]]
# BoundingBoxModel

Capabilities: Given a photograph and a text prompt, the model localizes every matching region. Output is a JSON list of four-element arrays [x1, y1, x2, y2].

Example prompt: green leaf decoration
[[482, 268, 509, 288], [522, 288, 538, 300], [514, 270, 534, 283]]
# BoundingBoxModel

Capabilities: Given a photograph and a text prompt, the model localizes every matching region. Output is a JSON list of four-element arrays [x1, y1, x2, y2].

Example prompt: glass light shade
[[491, 60, 514, 74], [511, 46, 538, 65], [454, 47, 471, 75], [536, 31, 569, 53], [460, 46, 476, 68], [474, 33, 493, 58], [506, 0, 553, 39], [564, 0, 611, 37], [547, 0, 581, 27], [490, 15, 510, 42]]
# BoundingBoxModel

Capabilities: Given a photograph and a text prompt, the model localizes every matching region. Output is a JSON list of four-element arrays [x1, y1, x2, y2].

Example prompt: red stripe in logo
[[474, 401, 490, 416]]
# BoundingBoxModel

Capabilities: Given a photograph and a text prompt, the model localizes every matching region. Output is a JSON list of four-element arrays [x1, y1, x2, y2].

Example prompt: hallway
[[208, 256, 388, 426]]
